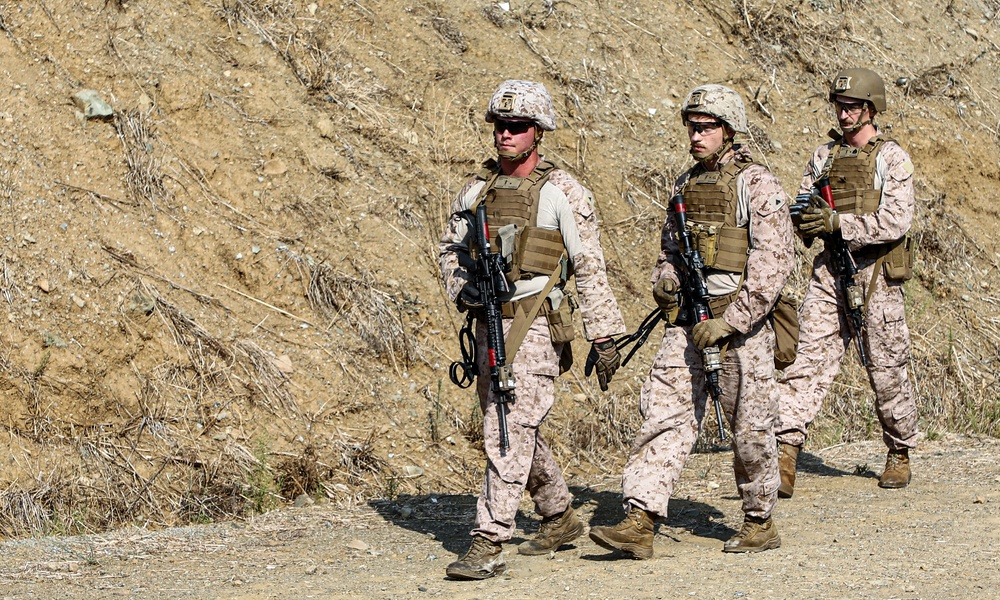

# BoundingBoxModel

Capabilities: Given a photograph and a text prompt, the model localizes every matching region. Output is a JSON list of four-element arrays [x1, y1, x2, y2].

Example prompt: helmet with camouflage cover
[[485, 80, 557, 132], [829, 68, 886, 112], [680, 84, 747, 135]]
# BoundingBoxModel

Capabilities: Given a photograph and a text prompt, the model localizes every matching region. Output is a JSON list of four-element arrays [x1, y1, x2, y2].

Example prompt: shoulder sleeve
[[546, 170, 626, 340]]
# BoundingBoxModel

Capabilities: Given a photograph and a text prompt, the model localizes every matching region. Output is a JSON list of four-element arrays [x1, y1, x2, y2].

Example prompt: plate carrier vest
[[823, 133, 913, 275], [473, 159, 568, 284]]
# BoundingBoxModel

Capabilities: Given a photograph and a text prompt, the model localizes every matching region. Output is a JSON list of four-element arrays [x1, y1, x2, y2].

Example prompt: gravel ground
[[0, 434, 996, 599]]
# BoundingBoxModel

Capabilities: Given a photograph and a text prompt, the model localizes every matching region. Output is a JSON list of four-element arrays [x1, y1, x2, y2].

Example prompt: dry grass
[[307, 261, 416, 371], [114, 108, 169, 211]]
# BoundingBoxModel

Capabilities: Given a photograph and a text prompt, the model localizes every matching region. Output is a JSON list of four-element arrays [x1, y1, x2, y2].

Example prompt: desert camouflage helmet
[[680, 84, 747, 134], [485, 80, 557, 132], [829, 68, 886, 112]]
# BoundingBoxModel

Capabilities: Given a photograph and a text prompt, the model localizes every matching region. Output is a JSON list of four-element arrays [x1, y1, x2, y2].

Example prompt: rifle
[[670, 194, 727, 441], [813, 176, 868, 366], [447, 202, 516, 453]]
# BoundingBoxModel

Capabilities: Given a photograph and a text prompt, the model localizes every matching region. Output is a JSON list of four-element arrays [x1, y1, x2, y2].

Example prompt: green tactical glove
[[585, 338, 620, 391], [691, 317, 736, 350], [652, 278, 680, 312], [799, 205, 840, 236]]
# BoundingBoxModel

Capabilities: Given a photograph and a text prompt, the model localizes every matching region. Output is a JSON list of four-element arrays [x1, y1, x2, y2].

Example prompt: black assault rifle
[[813, 176, 868, 366], [448, 203, 516, 454], [671, 194, 727, 441]]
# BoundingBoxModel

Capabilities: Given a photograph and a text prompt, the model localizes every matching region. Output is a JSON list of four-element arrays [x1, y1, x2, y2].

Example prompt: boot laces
[[735, 519, 765, 540], [886, 452, 907, 470], [537, 513, 564, 537], [464, 536, 497, 560]]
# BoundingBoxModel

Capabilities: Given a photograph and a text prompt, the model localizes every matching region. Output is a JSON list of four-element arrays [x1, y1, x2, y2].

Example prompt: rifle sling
[[503, 254, 566, 362]]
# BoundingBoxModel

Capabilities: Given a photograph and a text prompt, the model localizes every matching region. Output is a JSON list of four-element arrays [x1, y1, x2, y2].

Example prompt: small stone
[[316, 118, 336, 139], [71, 89, 114, 119], [72, 294, 86, 308], [974, 496, 985, 504], [294, 494, 314, 508], [262, 158, 287, 176], [37, 279, 51, 293], [272, 354, 293, 374], [403, 465, 425, 477], [347, 539, 369, 551], [305, 565, 318, 575]]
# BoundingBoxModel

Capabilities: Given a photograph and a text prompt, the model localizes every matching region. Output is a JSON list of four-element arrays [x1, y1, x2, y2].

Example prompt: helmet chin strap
[[496, 131, 542, 162], [694, 137, 734, 165], [840, 117, 873, 133]]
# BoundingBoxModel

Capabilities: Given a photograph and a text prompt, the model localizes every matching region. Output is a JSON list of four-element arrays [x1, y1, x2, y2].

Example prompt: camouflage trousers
[[471, 315, 571, 542], [776, 255, 918, 450], [621, 318, 780, 520]]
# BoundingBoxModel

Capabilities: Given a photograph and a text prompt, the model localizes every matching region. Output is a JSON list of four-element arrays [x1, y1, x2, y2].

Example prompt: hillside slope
[[0, 0, 997, 535]]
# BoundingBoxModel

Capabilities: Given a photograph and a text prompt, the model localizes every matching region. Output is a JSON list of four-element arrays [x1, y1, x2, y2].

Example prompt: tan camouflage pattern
[[472, 316, 570, 541], [485, 80, 557, 131], [438, 167, 625, 341], [681, 84, 748, 134], [620, 149, 793, 520], [776, 138, 918, 450], [438, 163, 624, 542]]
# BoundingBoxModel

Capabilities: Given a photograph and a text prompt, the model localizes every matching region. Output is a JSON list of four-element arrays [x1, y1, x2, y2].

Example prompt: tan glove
[[691, 317, 736, 350], [585, 339, 620, 391], [652, 278, 680, 312], [799, 205, 840, 236]]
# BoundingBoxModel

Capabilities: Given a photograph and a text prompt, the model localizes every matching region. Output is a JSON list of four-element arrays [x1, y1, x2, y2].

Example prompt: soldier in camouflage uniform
[[776, 69, 918, 497], [588, 85, 794, 557], [438, 80, 626, 579]]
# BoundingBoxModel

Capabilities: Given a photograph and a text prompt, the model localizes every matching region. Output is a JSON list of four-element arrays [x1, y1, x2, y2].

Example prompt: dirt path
[[0, 434, 996, 599]]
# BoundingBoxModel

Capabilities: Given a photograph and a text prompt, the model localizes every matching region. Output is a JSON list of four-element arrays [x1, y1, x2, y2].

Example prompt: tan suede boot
[[588, 507, 654, 559], [518, 505, 585, 556], [723, 516, 781, 553], [445, 536, 506, 580], [778, 443, 801, 499], [878, 448, 911, 489]]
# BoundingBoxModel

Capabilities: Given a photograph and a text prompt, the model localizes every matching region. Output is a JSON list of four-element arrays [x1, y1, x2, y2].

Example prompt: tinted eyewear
[[834, 100, 866, 115], [494, 119, 534, 135], [686, 120, 724, 134]]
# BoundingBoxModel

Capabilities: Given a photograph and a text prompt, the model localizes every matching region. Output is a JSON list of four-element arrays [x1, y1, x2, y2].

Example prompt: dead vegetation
[[0, 0, 997, 542]]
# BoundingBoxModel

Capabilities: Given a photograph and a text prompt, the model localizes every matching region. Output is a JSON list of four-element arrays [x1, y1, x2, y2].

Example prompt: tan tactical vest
[[825, 135, 888, 215], [680, 158, 753, 275], [474, 159, 567, 282], [824, 135, 914, 278]]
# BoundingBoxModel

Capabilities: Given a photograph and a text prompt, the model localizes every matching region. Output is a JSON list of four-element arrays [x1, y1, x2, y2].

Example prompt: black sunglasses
[[685, 120, 724, 134], [494, 119, 534, 135]]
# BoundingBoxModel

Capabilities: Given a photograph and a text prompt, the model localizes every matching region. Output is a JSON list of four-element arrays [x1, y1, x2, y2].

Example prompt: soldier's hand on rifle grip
[[691, 317, 736, 350], [799, 205, 840, 236], [456, 282, 483, 312], [585, 338, 620, 392], [652, 278, 681, 312]]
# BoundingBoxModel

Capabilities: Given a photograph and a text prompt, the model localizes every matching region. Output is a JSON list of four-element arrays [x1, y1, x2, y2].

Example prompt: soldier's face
[[832, 95, 871, 129], [686, 114, 727, 160], [494, 118, 537, 157]]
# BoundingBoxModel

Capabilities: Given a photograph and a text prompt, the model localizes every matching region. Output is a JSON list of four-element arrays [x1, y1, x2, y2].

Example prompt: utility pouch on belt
[[882, 235, 914, 281], [772, 293, 800, 370], [545, 288, 576, 344]]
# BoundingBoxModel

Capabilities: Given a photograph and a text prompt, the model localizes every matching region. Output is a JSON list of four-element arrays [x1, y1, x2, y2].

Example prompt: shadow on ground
[[368, 484, 736, 559], [799, 450, 878, 480]]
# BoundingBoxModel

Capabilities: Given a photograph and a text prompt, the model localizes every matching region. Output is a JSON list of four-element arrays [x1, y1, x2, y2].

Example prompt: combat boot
[[777, 443, 801, 499], [445, 536, 506, 580], [518, 504, 585, 556], [878, 448, 911, 489], [723, 516, 781, 553], [588, 507, 654, 559]]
